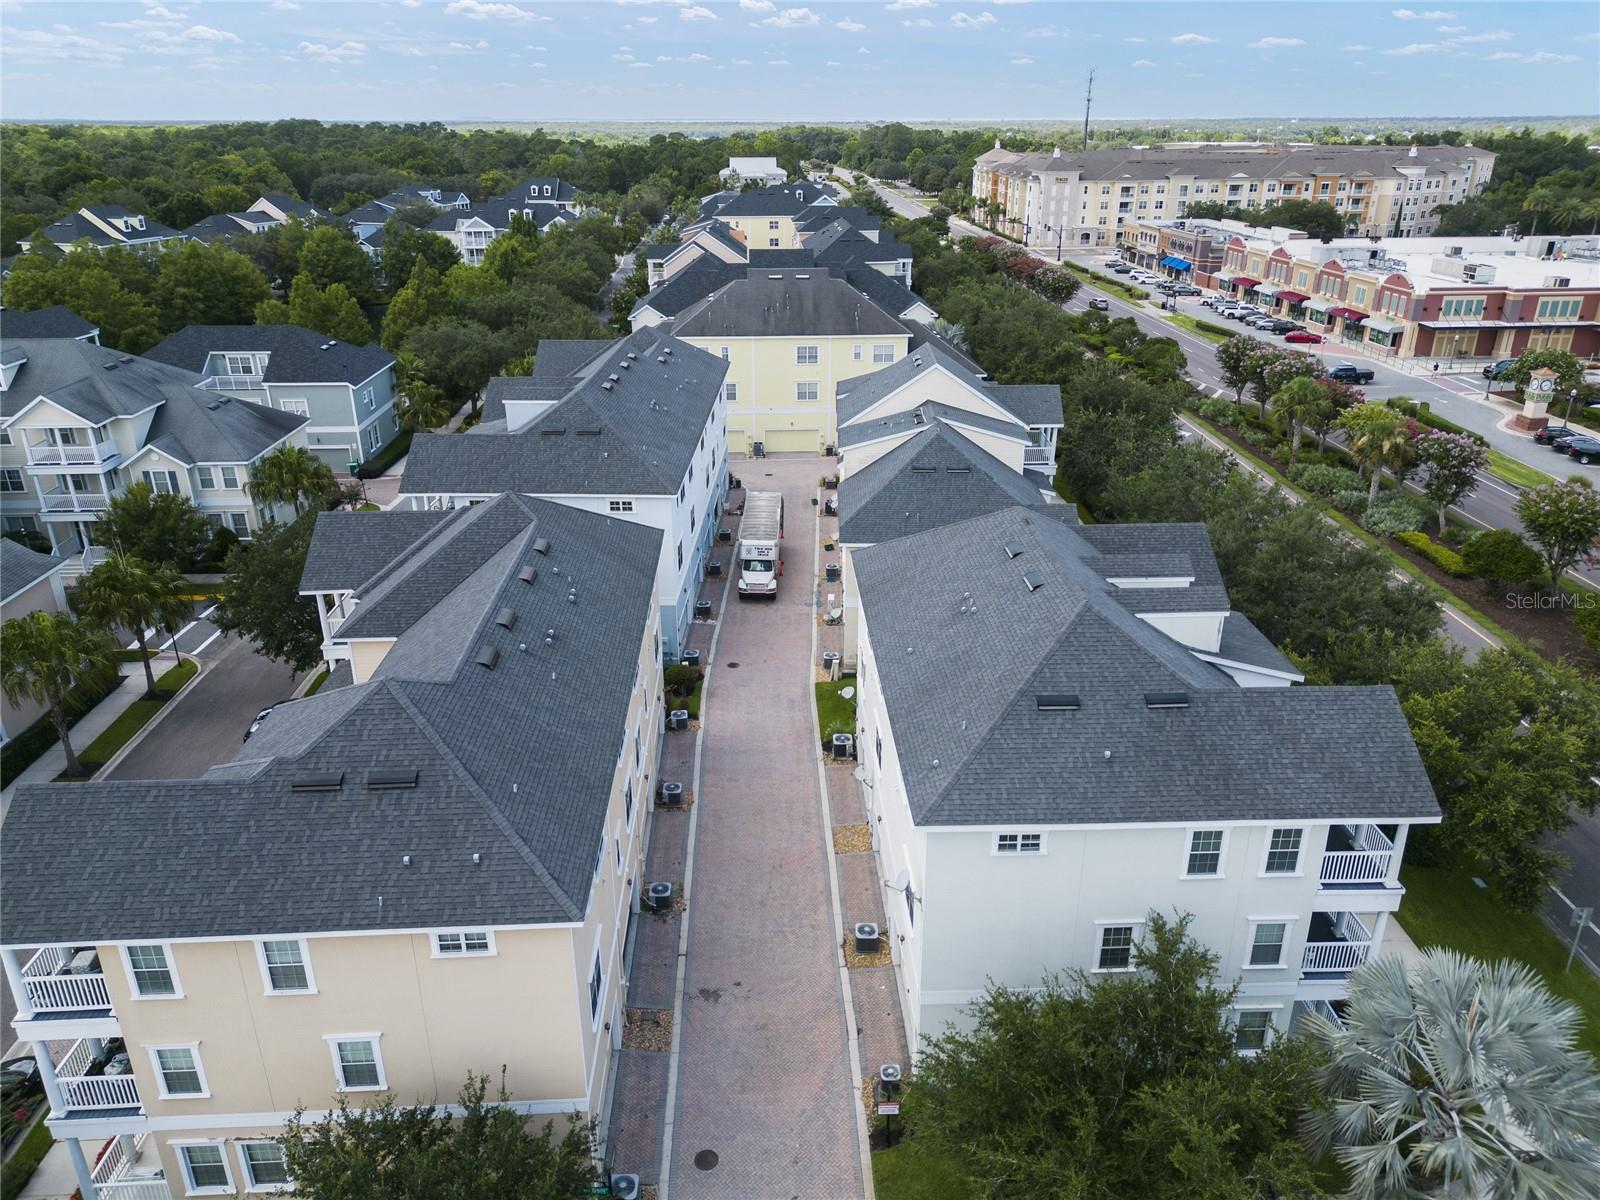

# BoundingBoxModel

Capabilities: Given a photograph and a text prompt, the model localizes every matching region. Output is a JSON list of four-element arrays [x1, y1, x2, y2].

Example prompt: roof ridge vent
[[291, 770, 344, 792], [518, 564, 538, 584], [619, 360, 631, 369], [474, 645, 501, 670], [367, 768, 419, 790], [1144, 691, 1189, 709], [532, 536, 552, 555], [1022, 573, 1043, 592], [1003, 541, 1024, 559], [601, 381, 614, 390], [608, 373, 621, 382], [495, 606, 516, 630], [1036, 693, 1080, 710]]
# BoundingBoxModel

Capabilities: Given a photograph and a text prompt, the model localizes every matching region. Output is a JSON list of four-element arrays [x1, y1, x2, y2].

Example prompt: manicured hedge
[[355, 427, 413, 479], [1191, 317, 1236, 339], [1384, 398, 1488, 445], [0, 661, 121, 786], [1396, 531, 1470, 577]]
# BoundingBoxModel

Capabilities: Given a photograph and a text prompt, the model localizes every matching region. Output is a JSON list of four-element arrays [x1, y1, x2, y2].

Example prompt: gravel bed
[[832, 824, 873, 854], [623, 1007, 673, 1052], [842, 932, 893, 970]]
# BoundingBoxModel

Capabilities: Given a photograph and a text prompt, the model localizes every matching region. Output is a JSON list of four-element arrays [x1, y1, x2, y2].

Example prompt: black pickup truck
[[1327, 364, 1375, 384]]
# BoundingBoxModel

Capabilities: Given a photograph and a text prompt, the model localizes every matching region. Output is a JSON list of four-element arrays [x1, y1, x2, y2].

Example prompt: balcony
[[1290, 997, 1346, 1036], [92, 1133, 170, 1200], [39, 487, 112, 514], [19, 946, 113, 1016], [1319, 824, 1395, 887], [54, 1037, 142, 1116], [198, 373, 266, 392], [1301, 912, 1373, 975], [24, 437, 120, 471], [1023, 447, 1054, 467]]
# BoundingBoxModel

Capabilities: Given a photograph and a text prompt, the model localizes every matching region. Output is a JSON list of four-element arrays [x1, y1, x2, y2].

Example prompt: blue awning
[[1164, 256, 1192, 271]]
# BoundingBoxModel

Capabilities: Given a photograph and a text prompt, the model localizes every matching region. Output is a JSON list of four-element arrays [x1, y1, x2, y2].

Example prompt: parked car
[[1534, 424, 1580, 445], [1248, 316, 1279, 329], [1088, 297, 1109, 311], [1566, 436, 1600, 464], [242, 701, 291, 742], [1327, 364, 1376, 384], [1549, 431, 1585, 451], [1172, 284, 1201, 296], [1200, 295, 1220, 308], [0, 1057, 39, 1090], [1110, 262, 1132, 274], [1482, 358, 1516, 380], [1285, 330, 1325, 344]]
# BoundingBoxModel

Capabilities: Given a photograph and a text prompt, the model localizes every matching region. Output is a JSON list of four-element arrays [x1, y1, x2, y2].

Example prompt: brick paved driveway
[[669, 456, 864, 1199]]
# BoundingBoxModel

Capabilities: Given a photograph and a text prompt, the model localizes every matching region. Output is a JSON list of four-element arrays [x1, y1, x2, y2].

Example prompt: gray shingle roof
[[300, 510, 452, 592], [709, 184, 831, 218], [1, 538, 66, 603], [0, 494, 662, 944], [839, 421, 1054, 545], [400, 330, 725, 498], [837, 401, 1025, 451], [905, 321, 987, 378], [145, 325, 393, 386], [257, 194, 326, 221], [144, 389, 306, 465], [0, 306, 98, 340], [631, 258, 744, 321], [853, 506, 1438, 827], [1214, 611, 1302, 677], [835, 342, 1028, 428], [842, 268, 932, 321], [673, 270, 908, 339]]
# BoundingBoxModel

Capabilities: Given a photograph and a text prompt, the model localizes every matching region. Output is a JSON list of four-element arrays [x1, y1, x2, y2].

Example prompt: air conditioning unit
[[878, 1063, 903, 1096], [668, 709, 690, 732], [694, 600, 713, 620], [853, 922, 880, 954], [610, 1174, 642, 1199], [660, 781, 684, 807], [646, 883, 674, 913], [681, 649, 702, 669], [831, 733, 855, 761], [821, 651, 841, 673], [706, 558, 723, 577]]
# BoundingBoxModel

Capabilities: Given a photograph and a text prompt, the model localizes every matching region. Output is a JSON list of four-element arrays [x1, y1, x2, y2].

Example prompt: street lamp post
[[1567, 388, 1580, 425]]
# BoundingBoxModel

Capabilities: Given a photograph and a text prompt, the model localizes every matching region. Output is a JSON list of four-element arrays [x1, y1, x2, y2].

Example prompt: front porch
[[1302, 911, 1377, 976]]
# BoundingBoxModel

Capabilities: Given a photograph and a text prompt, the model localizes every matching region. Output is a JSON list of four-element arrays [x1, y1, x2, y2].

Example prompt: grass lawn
[[815, 679, 857, 741], [1485, 448, 1555, 490], [872, 1140, 977, 1200], [57, 659, 198, 779], [112, 647, 155, 663], [1399, 864, 1600, 1059], [1162, 312, 1231, 343], [304, 667, 332, 696]]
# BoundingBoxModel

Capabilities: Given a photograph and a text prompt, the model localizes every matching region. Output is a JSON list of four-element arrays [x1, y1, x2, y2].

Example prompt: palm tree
[[1338, 402, 1411, 507], [1582, 195, 1600, 236], [74, 552, 190, 699], [1304, 950, 1600, 1200], [248, 445, 336, 518], [399, 380, 452, 432], [1553, 194, 1586, 235], [1523, 186, 1558, 237], [1270, 375, 1326, 466], [1, 610, 117, 777]]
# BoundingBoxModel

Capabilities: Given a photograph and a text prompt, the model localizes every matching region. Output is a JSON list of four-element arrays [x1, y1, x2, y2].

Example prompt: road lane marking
[[192, 629, 223, 656]]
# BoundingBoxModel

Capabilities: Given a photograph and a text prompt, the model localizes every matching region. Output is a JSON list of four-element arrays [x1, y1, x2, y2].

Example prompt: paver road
[[669, 455, 862, 1199]]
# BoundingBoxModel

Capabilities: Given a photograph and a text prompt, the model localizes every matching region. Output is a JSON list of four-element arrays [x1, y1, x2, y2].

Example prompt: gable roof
[[672, 269, 909, 339], [842, 268, 934, 321], [837, 399, 1026, 451], [0, 305, 98, 341], [300, 510, 453, 592], [181, 213, 260, 243], [255, 194, 326, 221], [144, 325, 394, 387], [707, 184, 827, 218], [400, 330, 726, 498], [854, 507, 1437, 828], [631, 257, 745, 321], [1, 538, 66, 604], [835, 342, 1027, 427], [839, 420, 1055, 545]]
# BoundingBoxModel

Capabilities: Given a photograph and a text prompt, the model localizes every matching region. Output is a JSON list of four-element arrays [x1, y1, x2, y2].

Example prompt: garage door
[[762, 428, 820, 454]]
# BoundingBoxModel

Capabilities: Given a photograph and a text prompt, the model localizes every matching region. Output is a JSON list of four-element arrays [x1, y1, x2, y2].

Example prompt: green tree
[[1099, 442, 1235, 523], [281, 1073, 598, 1200], [1515, 480, 1600, 585], [73, 552, 190, 699], [1522, 183, 1559, 236], [381, 259, 448, 353], [284, 275, 373, 345], [214, 514, 324, 673], [1214, 335, 1259, 409], [98, 482, 211, 569], [297, 224, 376, 300], [1305, 950, 1600, 1199], [1411, 429, 1488, 534], [248, 445, 336, 517], [1269, 374, 1325, 465], [402, 318, 509, 413], [1507, 347, 1584, 396], [903, 912, 1324, 1200], [1337, 402, 1412, 506], [0, 610, 117, 777], [399, 380, 452, 431], [1461, 528, 1545, 590], [152, 241, 272, 331], [377, 222, 457, 298]]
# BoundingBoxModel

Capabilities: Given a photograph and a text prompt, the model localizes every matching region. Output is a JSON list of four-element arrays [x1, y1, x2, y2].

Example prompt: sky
[[1, 0, 1596, 125]]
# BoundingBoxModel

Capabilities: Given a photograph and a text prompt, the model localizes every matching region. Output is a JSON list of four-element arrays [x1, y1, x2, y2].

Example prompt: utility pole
[[1082, 69, 1095, 152]]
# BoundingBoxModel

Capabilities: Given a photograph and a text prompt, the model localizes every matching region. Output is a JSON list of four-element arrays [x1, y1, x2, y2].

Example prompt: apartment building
[[1, 493, 665, 1200], [850, 505, 1438, 1052], [1212, 233, 1600, 361], [143, 325, 400, 471], [395, 329, 728, 658], [20, 206, 183, 254], [696, 183, 838, 249], [720, 156, 789, 187], [0, 538, 70, 741], [0, 339, 307, 559], [972, 142, 1497, 249], [666, 268, 912, 454], [424, 203, 573, 267]]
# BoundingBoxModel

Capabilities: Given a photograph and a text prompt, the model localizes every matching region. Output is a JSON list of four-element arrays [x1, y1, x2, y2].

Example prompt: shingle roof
[[180, 213, 255, 243], [905, 321, 987, 377], [144, 325, 393, 387], [835, 342, 1029, 428], [257, 194, 326, 221], [631, 258, 745, 321], [797, 205, 881, 233], [400, 330, 725, 498], [839, 421, 1053, 544], [842, 268, 932, 321], [1, 538, 66, 603], [0, 305, 98, 340], [31, 208, 178, 249], [853, 506, 1438, 827], [300, 510, 453, 592], [673, 269, 909, 339], [837, 400, 1026, 450], [143, 389, 305, 465], [1, 494, 662, 944], [707, 184, 827, 218]]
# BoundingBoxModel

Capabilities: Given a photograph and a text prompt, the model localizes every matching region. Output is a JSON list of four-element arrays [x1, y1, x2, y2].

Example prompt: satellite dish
[[840, 686, 856, 701], [852, 766, 867, 782], [889, 868, 910, 893]]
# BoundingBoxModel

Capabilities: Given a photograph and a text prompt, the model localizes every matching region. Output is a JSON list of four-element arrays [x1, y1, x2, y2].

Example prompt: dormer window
[[543, 185, 551, 197]]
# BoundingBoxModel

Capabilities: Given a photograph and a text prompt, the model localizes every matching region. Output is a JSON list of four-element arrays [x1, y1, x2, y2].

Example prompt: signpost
[[1566, 905, 1594, 973]]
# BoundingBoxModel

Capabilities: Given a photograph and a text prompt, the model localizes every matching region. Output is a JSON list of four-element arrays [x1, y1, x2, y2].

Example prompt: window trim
[[254, 937, 317, 994], [992, 831, 1046, 856], [1260, 826, 1305, 877], [325, 1034, 386, 1092], [794, 380, 819, 403], [196, 466, 215, 490], [235, 1139, 293, 1193], [1243, 917, 1295, 970], [1181, 827, 1228, 879], [121, 943, 183, 999], [1233, 1007, 1279, 1055], [147, 1042, 211, 1099], [173, 1139, 235, 1196], [432, 930, 496, 958], [1092, 919, 1142, 973], [795, 345, 820, 365]]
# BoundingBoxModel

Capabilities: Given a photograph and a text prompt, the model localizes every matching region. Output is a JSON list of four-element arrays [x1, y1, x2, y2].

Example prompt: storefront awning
[[1255, 283, 1280, 299], [1214, 273, 1235, 287], [1362, 316, 1406, 335], [1304, 296, 1334, 313], [1329, 307, 1369, 323], [1161, 256, 1192, 271], [1418, 319, 1600, 330], [1233, 276, 1261, 290], [1277, 290, 1308, 304]]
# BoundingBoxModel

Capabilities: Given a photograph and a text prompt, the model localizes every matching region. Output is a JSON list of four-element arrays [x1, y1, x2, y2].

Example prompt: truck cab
[[736, 490, 784, 598]]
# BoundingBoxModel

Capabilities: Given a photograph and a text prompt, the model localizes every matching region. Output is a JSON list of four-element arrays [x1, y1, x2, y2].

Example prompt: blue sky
[[2, 1, 1596, 124]]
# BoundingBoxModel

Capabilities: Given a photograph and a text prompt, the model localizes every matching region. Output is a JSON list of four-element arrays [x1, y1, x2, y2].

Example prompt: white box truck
[[736, 491, 783, 598]]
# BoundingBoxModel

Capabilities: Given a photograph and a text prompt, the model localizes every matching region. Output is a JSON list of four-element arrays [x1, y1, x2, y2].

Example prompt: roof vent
[[102, 362, 118, 371], [910, 465, 936, 474], [619, 360, 631, 369], [1036, 693, 1080, 710], [576, 427, 602, 436], [518, 565, 538, 584], [1003, 541, 1024, 559], [495, 606, 516, 630], [608, 373, 621, 382], [911, 410, 925, 425], [532, 537, 552, 555], [367, 768, 419, 789], [627, 351, 638, 360], [290, 770, 344, 792], [206, 401, 222, 411], [1022, 573, 1043, 592], [475, 645, 501, 670], [540, 427, 566, 436], [663, 347, 673, 355], [1144, 691, 1190, 709], [657, 356, 667, 363], [601, 381, 615, 390], [118, 355, 133, 364]]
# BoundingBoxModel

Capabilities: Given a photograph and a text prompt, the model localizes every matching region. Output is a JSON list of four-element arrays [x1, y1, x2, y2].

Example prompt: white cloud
[[1382, 42, 1442, 54], [886, 0, 934, 8], [1009, 55, 1033, 64], [401, 0, 422, 6], [655, 50, 711, 61], [1449, 29, 1511, 43], [1124, 36, 1144, 43], [611, 49, 636, 59], [902, 17, 935, 27], [182, 24, 239, 42], [679, 4, 718, 19], [629, 60, 651, 67], [759, 7, 819, 27], [1392, 8, 1455, 18], [1131, 57, 1155, 67], [1026, 24, 1059, 36], [767, 57, 789, 64], [1343, 43, 1370, 50], [836, 17, 867, 31], [950, 11, 996, 27], [992, 0, 1035, 5], [3, 25, 124, 64], [1436, 24, 1465, 32], [1169, 32, 1214, 44], [269, 0, 301, 9], [142, 4, 186, 19], [297, 39, 366, 62], [858, 45, 870, 52], [825, 58, 840, 65], [1485, 49, 1580, 63], [732, 57, 752, 64], [445, 0, 548, 19], [739, 0, 775, 9], [399, 45, 425, 56], [634, 13, 657, 21], [1249, 36, 1304, 49]]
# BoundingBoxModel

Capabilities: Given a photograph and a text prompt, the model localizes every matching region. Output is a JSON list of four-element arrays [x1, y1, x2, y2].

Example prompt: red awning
[[1329, 307, 1369, 322], [1233, 276, 1261, 289], [1276, 290, 1308, 304]]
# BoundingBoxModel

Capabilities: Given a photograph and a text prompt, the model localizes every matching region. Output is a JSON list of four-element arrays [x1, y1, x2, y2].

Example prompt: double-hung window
[[994, 832, 1043, 854], [125, 944, 179, 997], [227, 512, 250, 537], [177, 1143, 232, 1193], [258, 939, 313, 992], [1235, 1010, 1273, 1053], [221, 466, 239, 490], [1248, 922, 1288, 967], [365, 424, 381, 454], [795, 381, 819, 403], [1263, 828, 1303, 875], [872, 344, 895, 363], [197, 466, 216, 490], [360, 385, 376, 411], [328, 1036, 384, 1090], [143, 470, 180, 495], [151, 1045, 208, 1097], [1185, 829, 1224, 877], [852, 343, 863, 361], [435, 931, 492, 955], [0, 469, 23, 493], [795, 345, 819, 365], [238, 1141, 291, 1190], [1096, 923, 1137, 971]]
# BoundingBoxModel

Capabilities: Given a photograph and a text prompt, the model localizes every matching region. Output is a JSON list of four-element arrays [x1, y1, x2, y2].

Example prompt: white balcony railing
[[1023, 447, 1053, 466], [198, 373, 266, 391], [1320, 849, 1393, 884], [20, 946, 113, 1013], [39, 489, 112, 512], [1302, 938, 1373, 973], [91, 1134, 169, 1199], [97, 1182, 171, 1200], [57, 1040, 141, 1111], [25, 442, 119, 467]]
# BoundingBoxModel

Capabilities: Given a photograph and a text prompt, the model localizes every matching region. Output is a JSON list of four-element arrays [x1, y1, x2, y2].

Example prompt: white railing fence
[[59, 1039, 96, 1079], [1302, 938, 1373, 973], [24, 971, 112, 1013], [1320, 850, 1393, 884], [59, 1073, 141, 1112], [96, 1182, 171, 1200], [22, 946, 69, 976], [92, 1133, 142, 1183]]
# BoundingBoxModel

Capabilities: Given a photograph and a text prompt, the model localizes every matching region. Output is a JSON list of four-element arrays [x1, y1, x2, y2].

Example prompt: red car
[[1284, 330, 1325, 344]]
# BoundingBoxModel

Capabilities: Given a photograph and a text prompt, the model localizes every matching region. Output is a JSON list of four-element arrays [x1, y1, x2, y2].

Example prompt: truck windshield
[[740, 559, 774, 573]]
